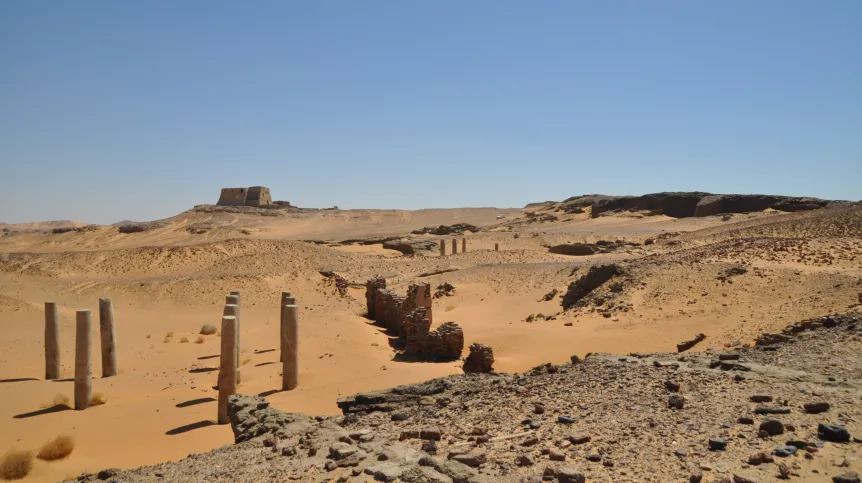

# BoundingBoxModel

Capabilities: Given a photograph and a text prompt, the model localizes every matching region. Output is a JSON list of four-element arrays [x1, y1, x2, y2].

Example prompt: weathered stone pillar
[[452, 239, 458, 254], [75, 310, 93, 410], [217, 315, 238, 424], [226, 294, 240, 367], [282, 304, 299, 390], [45, 302, 60, 380], [439, 239, 445, 256], [98, 297, 117, 378], [495, 243, 499, 251], [280, 293, 296, 362], [462, 238, 466, 253]]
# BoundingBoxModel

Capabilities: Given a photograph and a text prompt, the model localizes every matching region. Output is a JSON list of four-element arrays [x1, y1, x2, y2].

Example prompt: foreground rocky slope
[[69, 313, 862, 482]]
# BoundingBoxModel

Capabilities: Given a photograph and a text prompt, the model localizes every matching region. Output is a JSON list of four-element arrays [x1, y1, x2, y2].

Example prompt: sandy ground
[[1, 205, 860, 481]]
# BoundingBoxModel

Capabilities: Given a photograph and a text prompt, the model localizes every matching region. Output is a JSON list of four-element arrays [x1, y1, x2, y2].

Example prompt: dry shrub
[[36, 435, 74, 461], [195, 335, 205, 344], [180, 336, 189, 343], [241, 357, 252, 366], [41, 394, 70, 409], [0, 450, 33, 480], [90, 392, 107, 406], [166, 331, 174, 337], [199, 324, 217, 335]]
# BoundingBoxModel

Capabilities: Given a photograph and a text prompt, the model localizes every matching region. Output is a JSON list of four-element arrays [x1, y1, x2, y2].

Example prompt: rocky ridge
[[67, 312, 862, 482]]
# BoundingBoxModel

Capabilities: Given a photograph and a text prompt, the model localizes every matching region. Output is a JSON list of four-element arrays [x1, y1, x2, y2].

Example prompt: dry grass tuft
[[180, 336, 189, 343], [199, 324, 217, 335], [36, 435, 74, 461], [241, 357, 252, 366], [195, 335, 205, 344], [41, 394, 70, 409], [90, 392, 107, 406], [0, 450, 33, 480]]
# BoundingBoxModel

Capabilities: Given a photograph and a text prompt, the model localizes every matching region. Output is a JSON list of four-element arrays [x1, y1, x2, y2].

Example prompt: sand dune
[[1, 205, 860, 481]]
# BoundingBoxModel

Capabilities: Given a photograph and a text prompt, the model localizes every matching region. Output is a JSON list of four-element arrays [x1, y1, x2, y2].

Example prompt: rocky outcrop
[[548, 243, 596, 256], [382, 238, 440, 255], [463, 343, 494, 373], [411, 224, 479, 235], [337, 378, 451, 414], [561, 264, 622, 309], [557, 192, 831, 219], [227, 394, 315, 443]]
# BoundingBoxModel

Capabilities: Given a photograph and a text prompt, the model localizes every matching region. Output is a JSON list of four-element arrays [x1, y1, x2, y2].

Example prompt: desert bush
[[0, 450, 33, 480], [195, 335, 205, 344], [90, 392, 107, 406], [36, 435, 74, 461], [41, 394, 70, 409], [199, 324, 217, 335], [180, 336, 189, 343]]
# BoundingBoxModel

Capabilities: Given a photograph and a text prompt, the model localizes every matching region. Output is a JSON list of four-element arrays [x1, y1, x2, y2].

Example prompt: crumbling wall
[[217, 188, 248, 206], [366, 278, 387, 317], [369, 282, 463, 362], [425, 322, 464, 361], [463, 343, 494, 373]]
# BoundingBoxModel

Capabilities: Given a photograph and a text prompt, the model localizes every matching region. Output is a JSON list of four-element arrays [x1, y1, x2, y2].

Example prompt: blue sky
[[1, 1, 859, 224]]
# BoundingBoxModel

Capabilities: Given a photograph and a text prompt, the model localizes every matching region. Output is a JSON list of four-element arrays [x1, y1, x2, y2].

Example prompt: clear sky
[[1, 1, 860, 224]]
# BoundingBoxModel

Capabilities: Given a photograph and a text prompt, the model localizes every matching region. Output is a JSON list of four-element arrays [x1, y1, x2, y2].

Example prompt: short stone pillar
[[495, 243, 499, 251], [98, 298, 117, 378], [217, 315, 238, 424], [439, 239, 445, 256], [226, 294, 240, 366], [75, 310, 93, 410], [44, 302, 60, 380], [462, 238, 466, 253], [281, 304, 299, 390], [452, 239, 458, 254]]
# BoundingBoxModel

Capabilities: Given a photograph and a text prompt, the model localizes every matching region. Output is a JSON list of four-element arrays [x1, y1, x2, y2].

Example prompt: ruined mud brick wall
[[246, 186, 273, 207], [217, 188, 249, 206], [365, 278, 386, 316], [425, 321, 464, 361], [367, 280, 463, 361], [403, 307, 432, 357], [463, 343, 494, 373]]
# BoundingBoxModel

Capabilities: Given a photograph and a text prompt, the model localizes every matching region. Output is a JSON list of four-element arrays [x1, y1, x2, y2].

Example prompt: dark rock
[[709, 438, 727, 450], [759, 420, 785, 436], [668, 395, 685, 409], [516, 454, 535, 466], [451, 450, 486, 468], [833, 473, 861, 483], [718, 352, 740, 361], [773, 445, 798, 457], [748, 452, 773, 465], [819, 424, 851, 443], [664, 380, 680, 392], [677, 334, 706, 353], [557, 416, 576, 424], [557, 466, 586, 483], [750, 395, 772, 403], [548, 244, 598, 256], [738, 417, 754, 425], [569, 432, 591, 444], [803, 401, 830, 414], [754, 406, 791, 415]]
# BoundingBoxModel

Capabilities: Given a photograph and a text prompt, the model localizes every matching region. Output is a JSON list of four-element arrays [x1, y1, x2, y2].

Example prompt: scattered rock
[[803, 401, 830, 414], [819, 424, 851, 443]]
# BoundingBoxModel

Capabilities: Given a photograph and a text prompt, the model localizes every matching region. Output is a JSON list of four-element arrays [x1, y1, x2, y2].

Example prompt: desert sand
[[1, 201, 861, 482]]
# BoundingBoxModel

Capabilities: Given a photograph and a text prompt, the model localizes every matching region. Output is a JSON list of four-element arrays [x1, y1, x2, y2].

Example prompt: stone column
[[452, 239, 458, 254], [217, 315, 238, 424], [45, 302, 61, 380], [226, 294, 240, 367], [282, 304, 299, 390], [280, 293, 296, 362], [462, 238, 466, 253], [74, 310, 93, 410], [439, 239, 445, 256], [495, 243, 499, 251], [98, 298, 118, 378]]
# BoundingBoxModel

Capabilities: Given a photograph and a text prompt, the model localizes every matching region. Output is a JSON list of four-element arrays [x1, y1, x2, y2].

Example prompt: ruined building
[[217, 186, 274, 207], [365, 279, 464, 361]]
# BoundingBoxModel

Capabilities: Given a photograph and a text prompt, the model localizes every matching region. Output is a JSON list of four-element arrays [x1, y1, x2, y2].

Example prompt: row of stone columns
[[44, 298, 118, 411], [438, 238, 501, 255], [216, 289, 300, 424]]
